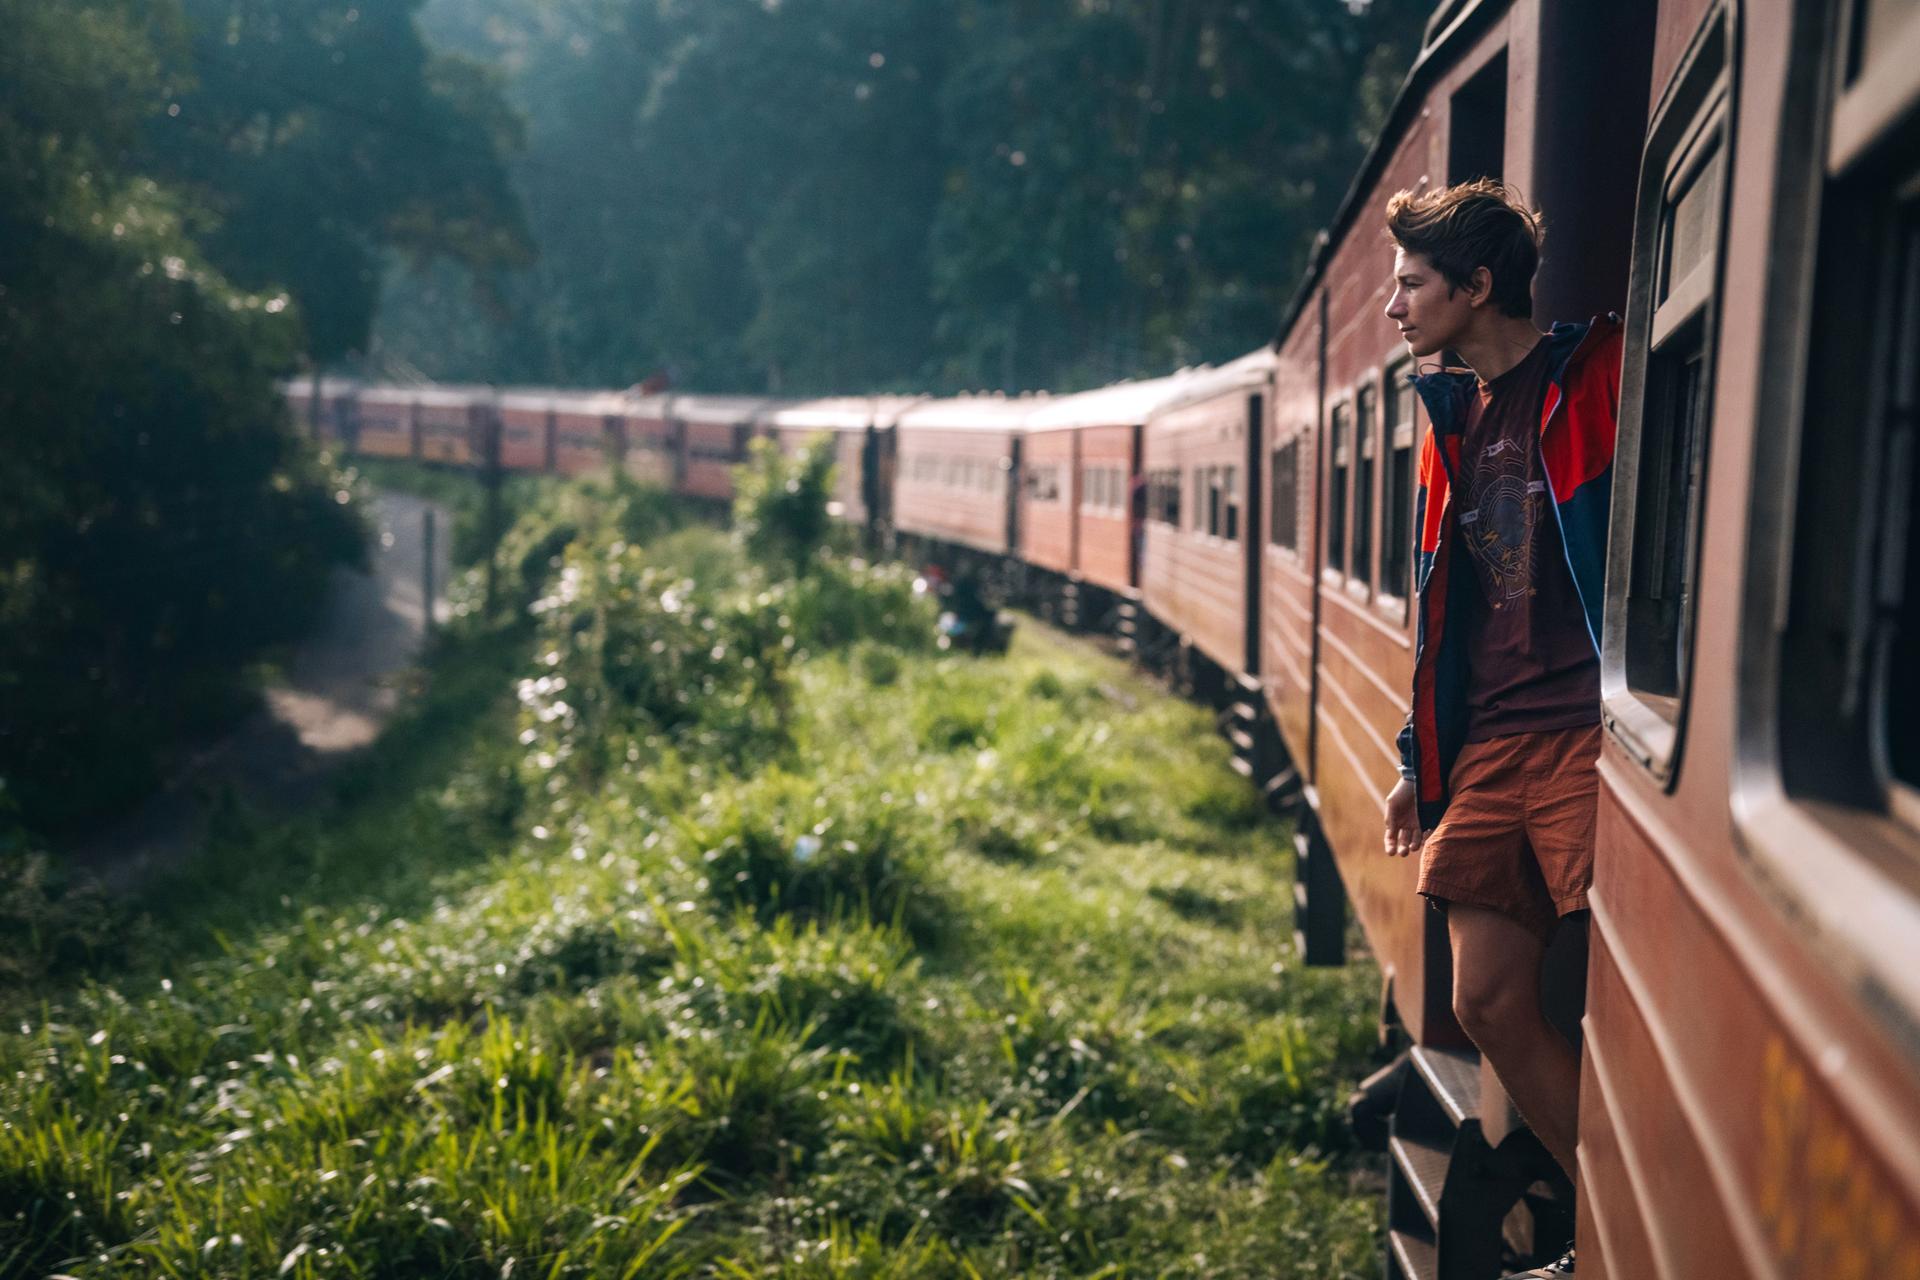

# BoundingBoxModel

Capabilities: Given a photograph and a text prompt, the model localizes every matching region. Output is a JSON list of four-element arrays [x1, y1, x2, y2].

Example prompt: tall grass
[[1, 473, 1383, 1277]]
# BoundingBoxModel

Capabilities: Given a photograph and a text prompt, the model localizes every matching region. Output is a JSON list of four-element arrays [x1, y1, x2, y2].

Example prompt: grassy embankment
[[1, 459, 1384, 1277]]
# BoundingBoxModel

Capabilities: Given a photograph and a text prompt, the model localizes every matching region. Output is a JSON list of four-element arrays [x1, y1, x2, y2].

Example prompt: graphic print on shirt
[[1458, 434, 1546, 607]]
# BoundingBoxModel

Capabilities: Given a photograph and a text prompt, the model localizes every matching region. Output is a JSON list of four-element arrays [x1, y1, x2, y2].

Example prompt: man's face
[[1384, 248, 1473, 360]]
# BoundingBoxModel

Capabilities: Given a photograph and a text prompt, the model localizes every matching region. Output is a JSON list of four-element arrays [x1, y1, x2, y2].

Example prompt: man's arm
[[1385, 714, 1423, 858]]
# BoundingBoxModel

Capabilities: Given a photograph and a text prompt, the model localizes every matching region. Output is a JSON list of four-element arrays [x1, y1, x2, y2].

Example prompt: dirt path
[[71, 491, 454, 889]]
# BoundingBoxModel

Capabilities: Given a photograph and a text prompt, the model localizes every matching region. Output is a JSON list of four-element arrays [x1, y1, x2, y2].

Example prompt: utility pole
[[483, 385, 503, 620], [422, 507, 437, 638]]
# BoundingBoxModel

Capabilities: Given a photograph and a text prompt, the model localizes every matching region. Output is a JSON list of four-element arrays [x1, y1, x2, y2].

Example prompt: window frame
[[1325, 398, 1353, 583], [1379, 355, 1420, 624], [1269, 431, 1303, 556], [1350, 378, 1380, 601], [1730, 0, 1920, 1046], [1601, 6, 1735, 788]]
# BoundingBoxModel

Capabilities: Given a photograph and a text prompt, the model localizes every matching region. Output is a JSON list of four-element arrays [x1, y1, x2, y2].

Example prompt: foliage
[[143, 0, 534, 363], [377, 0, 1429, 394], [0, 0, 368, 838], [0, 470, 1387, 1274], [734, 436, 839, 578]]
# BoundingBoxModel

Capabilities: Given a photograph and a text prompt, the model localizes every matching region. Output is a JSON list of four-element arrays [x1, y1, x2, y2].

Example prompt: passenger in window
[[1378, 178, 1622, 1280]]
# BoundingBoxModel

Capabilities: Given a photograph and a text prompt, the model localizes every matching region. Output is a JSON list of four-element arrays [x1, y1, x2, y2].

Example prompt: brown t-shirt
[[1455, 336, 1600, 742]]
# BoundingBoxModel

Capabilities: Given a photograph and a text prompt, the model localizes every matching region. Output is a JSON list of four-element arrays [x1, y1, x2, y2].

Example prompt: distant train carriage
[[497, 389, 558, 473], [620, 393, 677, 489], [892, 394, 1045, 565], [550, 390, 624, 476], [1138, 352, 1273, 685], [351, 385, 418, 459], [415, 386, 482, 466], [1021, 373, 1196, 619], [675, 396, 782, 501]]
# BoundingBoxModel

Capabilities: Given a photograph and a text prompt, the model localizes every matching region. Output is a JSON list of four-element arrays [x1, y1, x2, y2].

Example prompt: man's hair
[[1385, 179, 1544, 319]]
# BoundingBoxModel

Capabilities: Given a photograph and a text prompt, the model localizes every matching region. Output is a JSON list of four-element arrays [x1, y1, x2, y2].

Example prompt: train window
[[1727, 0, 1920, 1058], [1328, 401, 1352, 574], [1449, 50, 1508, 185], [1603, 12, 1729, 782], [1353, 384, 1378, 590], [1381, 365, 1418, 613], [1224, 466, 1240, 542], [1270, 437, 1300, 553], [1149, 468, 1183, 526]]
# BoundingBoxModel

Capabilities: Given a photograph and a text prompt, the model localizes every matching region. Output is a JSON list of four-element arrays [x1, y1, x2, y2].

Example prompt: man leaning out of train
[[1381, 178, 1622, 1280]]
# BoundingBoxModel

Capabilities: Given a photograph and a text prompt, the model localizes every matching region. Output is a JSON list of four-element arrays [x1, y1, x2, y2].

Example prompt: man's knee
[[1452, 973, 1536, 1051]]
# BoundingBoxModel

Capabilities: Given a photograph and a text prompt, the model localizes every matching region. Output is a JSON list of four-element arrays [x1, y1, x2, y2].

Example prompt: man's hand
[[1384, 777, 1424, 858]]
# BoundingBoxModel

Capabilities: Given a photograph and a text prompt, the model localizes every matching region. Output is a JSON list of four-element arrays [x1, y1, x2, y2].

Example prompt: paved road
[[72, 491, 454, 889]]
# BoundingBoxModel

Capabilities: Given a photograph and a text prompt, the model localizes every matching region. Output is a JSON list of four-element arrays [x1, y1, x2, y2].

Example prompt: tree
[[0, 0, 364, 837], [143, 0, 534, 364]]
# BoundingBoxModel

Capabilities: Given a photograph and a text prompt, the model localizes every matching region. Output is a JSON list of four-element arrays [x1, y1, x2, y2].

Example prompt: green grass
[[1, 503, 1385, 1278]]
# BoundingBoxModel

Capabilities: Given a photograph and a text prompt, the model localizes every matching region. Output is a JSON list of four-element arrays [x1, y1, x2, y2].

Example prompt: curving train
[[287, 0, 1920, 1274]]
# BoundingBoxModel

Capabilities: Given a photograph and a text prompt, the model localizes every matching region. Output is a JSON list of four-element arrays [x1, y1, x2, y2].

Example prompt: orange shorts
[[1416, 722, 1600, 940]]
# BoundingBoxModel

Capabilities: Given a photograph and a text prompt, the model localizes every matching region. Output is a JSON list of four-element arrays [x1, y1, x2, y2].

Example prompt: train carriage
[[1573, 1, 1920, 1276], [415, 386, 482, 466], [1257, 1, 1920, 1276], [551, 390, 625, 476], [1138, 352, 1274, 685], [620, 393, 677, 488], [674, 396, 783, 501], [891, 394, 1044, 563], [350, 385, 418, 460], [1021, 372, 1198, 623], [496, 389, 558, 473]]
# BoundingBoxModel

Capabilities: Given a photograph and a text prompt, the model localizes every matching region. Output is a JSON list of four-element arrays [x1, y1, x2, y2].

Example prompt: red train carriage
[[1575, 1, 1920, 1275], [1138, 351, 1274, 687], [551, 390, 625, 476], [415, 386, 483, 465], [1021, 373, 1198, 623], [497, 388, 559, 472], [674, 396, 784, 501], [350, 385, 418, 459], [620, 392, 677, 489], [1259, 1, 1920, 1276], [892, 394, 1044, 569]]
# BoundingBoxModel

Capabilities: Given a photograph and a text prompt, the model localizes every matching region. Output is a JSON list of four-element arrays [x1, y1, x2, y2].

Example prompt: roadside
[[69, 490, 453, 890]]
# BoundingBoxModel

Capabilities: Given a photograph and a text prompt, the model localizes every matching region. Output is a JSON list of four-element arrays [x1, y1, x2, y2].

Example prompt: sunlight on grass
[[1, 473, 1382, 1278]]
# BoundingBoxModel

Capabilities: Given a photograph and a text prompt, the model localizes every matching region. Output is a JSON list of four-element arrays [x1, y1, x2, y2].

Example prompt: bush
[[733, 435, 837, 577], [674, 770, 949, 945]]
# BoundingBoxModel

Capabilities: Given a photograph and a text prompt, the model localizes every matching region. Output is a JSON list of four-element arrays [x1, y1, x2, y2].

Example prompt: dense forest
[[0, 0, 527, 837], [2, 0, 1425, 838], [373, 0, 1429, 395]]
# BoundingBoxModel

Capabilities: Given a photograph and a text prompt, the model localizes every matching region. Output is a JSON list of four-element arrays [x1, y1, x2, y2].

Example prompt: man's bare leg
[[1447, 902, 1581, 1181]]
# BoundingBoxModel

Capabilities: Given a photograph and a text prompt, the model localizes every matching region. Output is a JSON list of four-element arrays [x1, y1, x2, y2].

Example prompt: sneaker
[[1504, 1250, 1575, 1278]]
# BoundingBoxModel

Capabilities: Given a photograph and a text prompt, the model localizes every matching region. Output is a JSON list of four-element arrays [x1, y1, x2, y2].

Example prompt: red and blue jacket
[[1395, 315, 1623, 829]]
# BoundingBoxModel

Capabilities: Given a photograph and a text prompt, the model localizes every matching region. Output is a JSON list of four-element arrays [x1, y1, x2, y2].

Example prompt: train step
[[1410, 1046, 1480, 1130], [1388, 1226, 1439, 1280], [1390, 1129, 1453, 1229], [1262, 763, 1302, 813], [1385, 1045, 1568, 1279]]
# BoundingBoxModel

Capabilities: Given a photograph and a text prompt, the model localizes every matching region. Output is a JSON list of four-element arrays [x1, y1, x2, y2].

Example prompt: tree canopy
[[376, 0, 1428, 395], [0, 0, 528, 838]]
